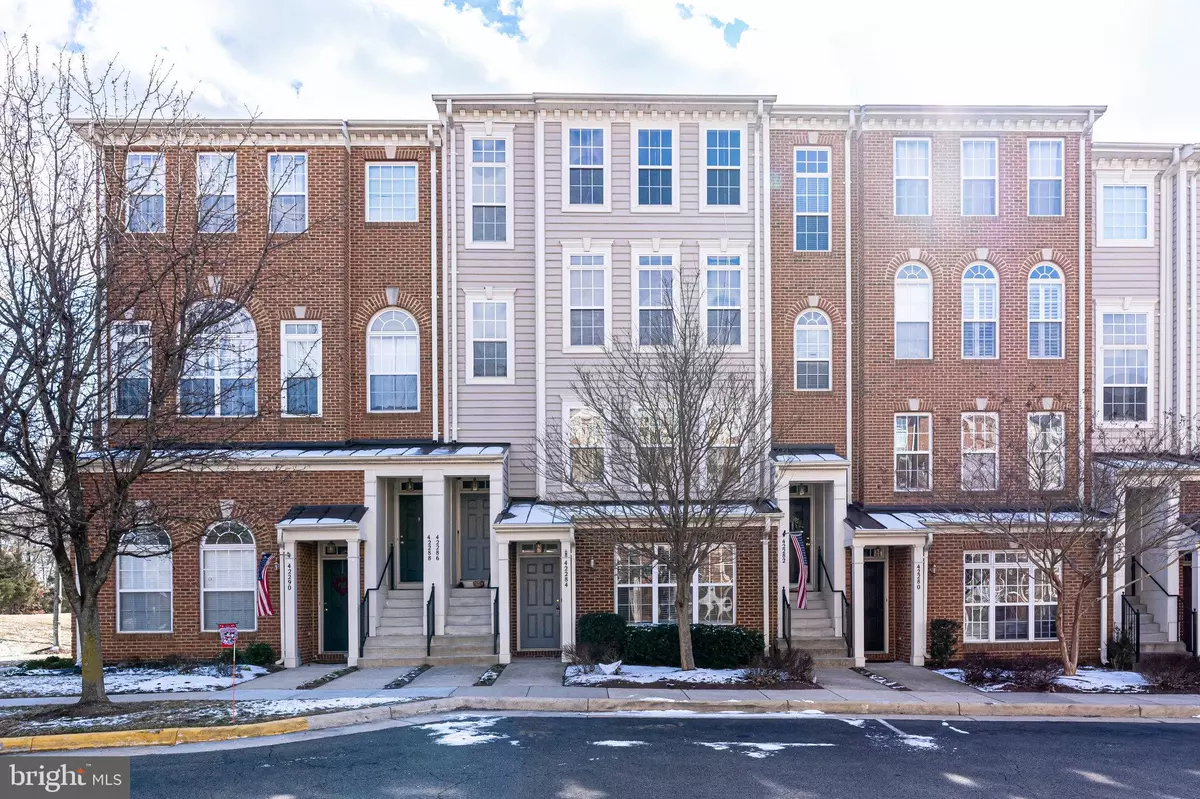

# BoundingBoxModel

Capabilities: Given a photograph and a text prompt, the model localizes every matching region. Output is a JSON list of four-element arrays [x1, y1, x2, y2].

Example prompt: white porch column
[[346, 538, 361, 667], [774, 476, 789, 642], [363, 472, 381, 637], [1113, 508, 1126, 632], [497, 542, 512, 663], [830, 472, 848, 596], [851, 541, 865, 667], [561, 541, 576, 657], [422, 469, 447, 636], [911, 542, 929, 666], [281, 539, 300, 668], [1192, 545, 1199, 654]]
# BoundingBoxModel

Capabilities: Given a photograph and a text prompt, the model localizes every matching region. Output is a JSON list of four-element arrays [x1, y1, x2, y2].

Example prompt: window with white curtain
[[179, 303, 257, 417], [964, 552, 1058, 642], [200, 521, 257, 632], [894, 138, 931, 215], [1027, 411, 1065, 490], [1028, 264, 1063, 358], [281, 321, 322, 416], [960, 412, 999, 491], [794, 148, 831, 251], [268, 153, 307, 233], [894, 413, 932, 491], [794, 310, 831, 390], [962, 263, 998, 358], [894, 263, 932, 359], [367, 309, 419, 411], [567, 406, 604, 484], [961, 139, 997, 216], [126, 153, 165, 233], [116, 528, 172, 633]]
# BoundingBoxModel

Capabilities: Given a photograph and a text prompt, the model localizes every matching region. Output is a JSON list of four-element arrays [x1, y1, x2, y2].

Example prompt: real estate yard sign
[[219, 623, 239, 722]]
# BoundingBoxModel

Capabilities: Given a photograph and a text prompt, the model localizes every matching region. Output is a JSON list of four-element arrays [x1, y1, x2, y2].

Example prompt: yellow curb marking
[[0, 717, 309, 753]]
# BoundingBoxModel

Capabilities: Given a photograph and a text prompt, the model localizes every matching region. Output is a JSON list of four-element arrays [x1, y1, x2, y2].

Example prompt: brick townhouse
[[78, 99, 1200, 673]]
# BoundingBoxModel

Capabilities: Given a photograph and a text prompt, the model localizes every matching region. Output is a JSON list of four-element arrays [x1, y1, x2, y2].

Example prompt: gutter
[[449, 101, 460, 440], [1177, 147, 1186, 449], [1077, 112, 1092, 504], [441, 109, 452, 440], [753, 100, 764, 489], [535, 110, 547, 496], [845, 109, 855, 495], [762, 104, 773, 491], [1191, 161, 1198, 449]]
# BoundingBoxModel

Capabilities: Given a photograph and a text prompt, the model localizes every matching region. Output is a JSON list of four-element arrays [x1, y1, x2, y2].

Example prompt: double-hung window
[[1028, 264, 1063, 358], [268, 153, 307, 234], [962, 263, 998, 358], [565, 250, 608, 350], [794, 147, 830, 251], [469, 132, 511, 244], [197, 153, 237, 233], [894, 413, 932, 492], [894, 138, 931, 216], [112, 321, 151, 418], [180, 303, 257, 417], [964, 552, 1058, 642], [633, 126, 676, 211], [794, 310, 831, 390], [366, 163, 418, 222], [615, 544, 735, 625], [116, 528, 172, 633], [200, 521, 257, 632], [636, 253, 677, 347], [367, 310, 419, 411], [1100, 182, 1152, 245], [696, 544, 736, 624], [703, 127, 743, 210], [281, 321, 322, 416], [467, 292, 514, 382], [705, 255, 743, 347], [1027, 411, 1065, 490], [894, 263, 932, 359], [564, 125, 607, 209], [1100, 310, 1150, 422], [1028, 139, 1063, 216], [961, 139, 997, 216], [960, 412, 999, 491], [567, 406, 604, 485], [126, 153, 165, 233]]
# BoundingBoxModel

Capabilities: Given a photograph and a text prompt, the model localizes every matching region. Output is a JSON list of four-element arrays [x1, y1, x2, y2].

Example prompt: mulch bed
[[297, 666, 356, 690]]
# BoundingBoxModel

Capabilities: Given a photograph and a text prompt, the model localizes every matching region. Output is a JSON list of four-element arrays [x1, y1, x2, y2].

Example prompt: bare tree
[[0, 37, 311, 703], [539, 278, 776, 670], [943, 405, 1198, 675]]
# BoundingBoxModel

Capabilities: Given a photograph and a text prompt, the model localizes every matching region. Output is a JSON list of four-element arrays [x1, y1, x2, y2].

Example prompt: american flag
[[790, 534, 808, 609], [256, 552, 275, 617]]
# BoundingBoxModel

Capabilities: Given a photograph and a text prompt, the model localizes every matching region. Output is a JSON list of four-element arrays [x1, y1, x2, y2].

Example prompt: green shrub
[[22, 655, 75, 670], [928, 619, 960, 669], [242, 642, 277, 666], [741, 647, 815, 685], [623, 624, 764, 668], [577, 613, 626, 659], [1107, 631, 1137, 671]]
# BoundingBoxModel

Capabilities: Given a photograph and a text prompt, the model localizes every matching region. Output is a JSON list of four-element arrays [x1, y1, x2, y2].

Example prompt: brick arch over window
[[351, 291, 431, 330], [882, 249, 943, 281], [951, 249, 1009, 277], [782, 296, 844, 328], [1017, 249, 1075, 280]]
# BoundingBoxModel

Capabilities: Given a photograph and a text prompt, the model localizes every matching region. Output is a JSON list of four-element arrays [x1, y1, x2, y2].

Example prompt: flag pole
[[231, 642, 237, 723]]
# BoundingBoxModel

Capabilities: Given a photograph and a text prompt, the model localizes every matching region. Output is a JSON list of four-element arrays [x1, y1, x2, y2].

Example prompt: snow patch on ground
[[591, 740, 648, 747], [418, 717, 508, 746], [0, 664, 267, 697], [237, 696, 406, 716], [695, 741, 835, 758], [941, 722, 970, 735], [935, 668, 1009, 692], [840, 719, 866, 728], [564, 665, 743, 686], [1055, 667, 1148, 694]]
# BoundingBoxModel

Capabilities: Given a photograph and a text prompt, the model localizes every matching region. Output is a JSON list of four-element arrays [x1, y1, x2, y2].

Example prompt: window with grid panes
[[705, 256, 742, 346], [794, 148, 830, 250], [567, 128, 604, 206], [705, 129, 741, 207], [1028, 140, 1063, 216], [567, 254, 606, 348], [366, 163, 418, 222], [961, 413, 999, 491], [894, 414, 931, 491], [126, 153, 165, 233], [964, 552, 1058, 642], [1027, 412, 1065, 490], [637, 256, 674, 346], [367, 310, 419, 411], [200, 521, 256, 631], [116, 528, 172, 632], [636, 129, 673, 207], [197, 153, 237, 233], [961, 139, 997, 216], [471, 138, 508, 242], [894, 139, 930, 215], [615, 544, 734, 624], [962, 263, 998, 358], [268, 153, 307, 233], [1101, 312, 1149, 421], [794, 310, 831, 390], [471, 300, 510, 378], [568, 407, 604, 484], [1028, 264, 1063, 358], [112, 321, 151, 417], [179, 303, 257, 417], [1101, 184, 1149, 241], [282, 321, 322, 415]]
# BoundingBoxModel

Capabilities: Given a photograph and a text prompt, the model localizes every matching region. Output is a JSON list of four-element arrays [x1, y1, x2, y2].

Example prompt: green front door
[[322, 558, 349, 653], [398, 495, 424, 583]]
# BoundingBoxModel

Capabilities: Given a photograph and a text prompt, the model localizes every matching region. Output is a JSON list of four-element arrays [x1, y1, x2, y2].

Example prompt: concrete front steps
[[360, 586, 497, 667], [780, 590, 853, 667], [1126, 598, 1189, 655]]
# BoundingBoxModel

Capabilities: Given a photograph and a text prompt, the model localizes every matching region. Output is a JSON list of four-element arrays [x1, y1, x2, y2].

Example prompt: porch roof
[[847, 506, 1088, 531], [279, 504, 368, 526], [497, 498, 781, 527], [772, 446, 849, 465]]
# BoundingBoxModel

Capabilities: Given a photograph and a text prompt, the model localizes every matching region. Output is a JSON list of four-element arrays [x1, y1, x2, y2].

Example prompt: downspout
[[535, 109, 547, 497], [441, 108, 452, 440], [1160, 166, 1171, 432], [762, 517, 771, 654], [1077, 113, 1091, 504], [762, 104, 774, 489], [343, 121, 352, 433], [1100, 552, 1108, 664], [1191, 163, 1198, 449], [753, 101, 763, 488], [844, 110, 854, 491], [449, 102, 460, 440], [1176, 148, 1186, 449], [429, 123, 440, 440]]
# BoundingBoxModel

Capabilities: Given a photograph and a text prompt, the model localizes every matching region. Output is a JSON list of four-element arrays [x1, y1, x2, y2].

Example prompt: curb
[[3, 697, 1199, 753]]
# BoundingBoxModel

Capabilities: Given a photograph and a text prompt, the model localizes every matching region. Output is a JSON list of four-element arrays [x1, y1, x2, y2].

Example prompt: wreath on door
[[333, 575, 348, 597]]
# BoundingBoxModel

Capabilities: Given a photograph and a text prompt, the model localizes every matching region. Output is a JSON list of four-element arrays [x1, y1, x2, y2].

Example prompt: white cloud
[[1, 0, 1197, 140]]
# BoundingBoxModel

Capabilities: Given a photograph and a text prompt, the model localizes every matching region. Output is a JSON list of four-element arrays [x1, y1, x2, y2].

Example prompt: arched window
[[794, 310, 832, 390], [962, 263, 998, 359], [200, 521, 257, 631], [180, 302, 257, 417], [367, 309, 419, 411], [116, 527, 172, 632], [895, 263, 932, 359], [1028, 264, 1064, 358]]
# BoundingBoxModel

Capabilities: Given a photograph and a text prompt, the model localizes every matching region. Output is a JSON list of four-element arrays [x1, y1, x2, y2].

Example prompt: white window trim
[[115, 532, 173, 634], [894, 263, 933, 360], [699, 241, 750, 353], [110, 320, 152, 419], [199, 524, 258, 633], [1027, 138, 1065, 218], [1027, 264, 1065, 360], [1096, 174, 1156, 247], [560, 120, 611, 213], [613, 543, 737, 625], [563, 400, 606, 486], [364, 161, 420, 223], [894, 412, 932, 493], [464, 288, 516, 385], [177, 304, 259, 419], [630, 241, 682, 351], [1027, 411, 1066, 491], [560, 241, 613, 354], [366, 309, 421, 414], [125, 152, 165, 233], [961, 263, 999, 360], [793, 309, 833, 392], [963, 551, 1060, 643], [464, 123, 516, 249], [960, 412, 999, 492], [893, 137, 932, 217], [699, 122, 748, 214], [267, 152, 308, 234], [1095, 300, 1156, 428], [196, 152, 237, 233], [793, 145, 832, 252], [280, 320, 323, 418], [960, 137, 998, 217], [629, 121, 681, 214]]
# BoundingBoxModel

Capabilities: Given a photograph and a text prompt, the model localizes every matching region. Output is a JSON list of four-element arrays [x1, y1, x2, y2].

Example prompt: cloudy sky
[[2, 0, 1197, 141]]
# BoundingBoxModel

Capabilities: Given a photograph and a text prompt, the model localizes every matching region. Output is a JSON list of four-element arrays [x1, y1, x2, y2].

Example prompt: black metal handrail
[[781, 587, 792, 650], [1185, 609, 1196, 657], [1132, 557, 1178, 602], [816, 547, 852, 658], [1120, 594, 1141, 663], [358, 545, 395, 658], [490, 586, 500, 655], [426, 583, 435, 657]]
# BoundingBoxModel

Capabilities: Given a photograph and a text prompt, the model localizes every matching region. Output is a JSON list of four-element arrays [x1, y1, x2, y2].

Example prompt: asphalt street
[[124, 714, 1200, 798]]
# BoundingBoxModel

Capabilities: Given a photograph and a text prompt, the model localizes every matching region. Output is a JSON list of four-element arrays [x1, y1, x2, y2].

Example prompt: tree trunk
[[77, 596, 108, 705], [1057, 592, 1079, 676], [676, 584, 695, 671], [51, 570, 61, 650]]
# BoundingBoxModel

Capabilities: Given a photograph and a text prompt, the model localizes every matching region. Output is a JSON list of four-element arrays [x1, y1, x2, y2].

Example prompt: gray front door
[[520, 557, 561, 650], [459, 492, 491, 583]]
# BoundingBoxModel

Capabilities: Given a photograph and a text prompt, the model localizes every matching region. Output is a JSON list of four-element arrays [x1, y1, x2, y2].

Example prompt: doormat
[[851, 667, 910, 691]]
